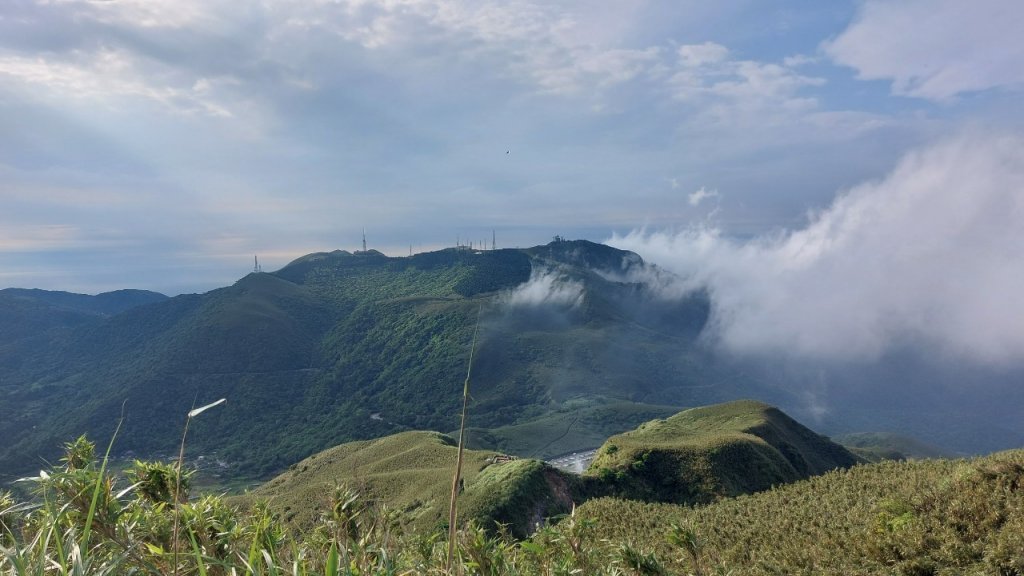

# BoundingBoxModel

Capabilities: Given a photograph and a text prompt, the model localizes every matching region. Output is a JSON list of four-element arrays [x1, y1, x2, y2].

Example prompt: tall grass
[[172, 397, 225, 576], [2, 436, 1024, 574], [446, 308, 481, 571], [0, 440, 633, 575]]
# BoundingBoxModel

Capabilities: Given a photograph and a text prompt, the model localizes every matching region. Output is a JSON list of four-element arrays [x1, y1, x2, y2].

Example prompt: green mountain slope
[[236, 430, 574, 539], [4, 240, 756, 482], [0, 288, 167, 344], [585, 399, 861, 504]]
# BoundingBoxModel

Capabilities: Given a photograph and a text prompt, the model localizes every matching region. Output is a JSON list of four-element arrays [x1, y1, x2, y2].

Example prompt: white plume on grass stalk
[[173, 396, 226, 576], [188, 398, 226, 418]]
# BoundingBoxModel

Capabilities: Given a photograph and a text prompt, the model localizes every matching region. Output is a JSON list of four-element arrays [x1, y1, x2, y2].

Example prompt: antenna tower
[[362, 228, 367, 252], [492, 230, 496, 250]]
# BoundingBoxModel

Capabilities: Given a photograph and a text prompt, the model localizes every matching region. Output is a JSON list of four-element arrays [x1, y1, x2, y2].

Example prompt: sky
[[1, 0, 1023, 303]]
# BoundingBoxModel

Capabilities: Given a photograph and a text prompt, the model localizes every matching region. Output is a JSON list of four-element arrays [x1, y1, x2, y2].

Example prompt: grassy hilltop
[[235, 430, 575, 539], [586, 399, 861, 504], [239, 400, 858, 538], [231, 400, 859, 541]]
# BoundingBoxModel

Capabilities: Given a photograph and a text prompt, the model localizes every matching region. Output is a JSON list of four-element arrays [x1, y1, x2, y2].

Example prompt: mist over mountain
[[608, 133, 1024, 452], [610, 133, 1024, 365], [0, 236, 1020, 485]]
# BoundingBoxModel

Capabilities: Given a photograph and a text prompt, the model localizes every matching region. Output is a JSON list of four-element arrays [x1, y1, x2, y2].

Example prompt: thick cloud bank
[[610, 133, 1024, 365]]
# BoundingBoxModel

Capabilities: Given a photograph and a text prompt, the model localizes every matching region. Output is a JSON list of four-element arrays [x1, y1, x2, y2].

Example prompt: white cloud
[[610, 131, 1024, 365], [37, 0, 211, 28], [279, 0, 663, 96], [825, 0, 1024, 101], [0, 50, 234, 117], [669, 42, 825, 125], [501, 267, 584, 308], [677, 42, 728, 67], [687, 186, 718, 207]]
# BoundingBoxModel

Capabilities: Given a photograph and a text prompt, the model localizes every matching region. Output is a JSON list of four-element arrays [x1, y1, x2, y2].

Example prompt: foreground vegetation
[[3, 434, 1023, 575], [580, 449, 1024, 575], [0, 436, 684, 575]]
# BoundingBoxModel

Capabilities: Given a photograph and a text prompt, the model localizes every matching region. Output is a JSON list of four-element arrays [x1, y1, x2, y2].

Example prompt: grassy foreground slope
[[575, 449, 1024, 575], [586, 399, 861, 504], [236, 431, 575, 538], [4, 432, 1021, 575]]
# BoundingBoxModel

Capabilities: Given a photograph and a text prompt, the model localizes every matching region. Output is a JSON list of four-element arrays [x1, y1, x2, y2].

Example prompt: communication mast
[[253, 255, 262, 273], [492, 230, 496, 250], [362, 228, 367, 252]]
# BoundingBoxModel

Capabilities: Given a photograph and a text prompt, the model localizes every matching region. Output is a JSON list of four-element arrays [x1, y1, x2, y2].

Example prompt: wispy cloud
[[825, 0, 1024, 101], [687, 186, 718, 207], [36, 0, 211, 29], [0, 50, 233, 116], [670, 41, 824, 124]]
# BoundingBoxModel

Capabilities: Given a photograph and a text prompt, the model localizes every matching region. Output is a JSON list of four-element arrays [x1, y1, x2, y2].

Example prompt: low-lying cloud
[[609, 132, 1024, 365], [501, 267, 584, 309]]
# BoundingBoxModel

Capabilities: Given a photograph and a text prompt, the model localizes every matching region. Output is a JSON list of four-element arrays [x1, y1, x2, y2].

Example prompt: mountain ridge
[[2, 239, 1021, 485], [1, 240, 730, 481]]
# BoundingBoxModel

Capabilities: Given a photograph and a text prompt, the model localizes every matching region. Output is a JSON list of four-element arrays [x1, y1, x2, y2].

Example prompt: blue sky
[[1, 0, 1022, 298]]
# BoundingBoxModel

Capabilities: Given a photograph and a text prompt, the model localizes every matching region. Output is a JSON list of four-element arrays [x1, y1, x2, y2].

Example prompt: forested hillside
[[1, 241, 738, 481]]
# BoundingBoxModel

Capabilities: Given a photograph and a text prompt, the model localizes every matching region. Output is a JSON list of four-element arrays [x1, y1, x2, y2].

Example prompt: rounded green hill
[[235, 430, 574, 539], [586, 399, 861, 503]]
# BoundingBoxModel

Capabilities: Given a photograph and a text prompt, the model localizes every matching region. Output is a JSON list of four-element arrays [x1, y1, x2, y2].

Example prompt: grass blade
[[325, 542, 339, 576], [81, 403, 126, 550], [446, 306, 481, 571], [188, 530, 209, 576]]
